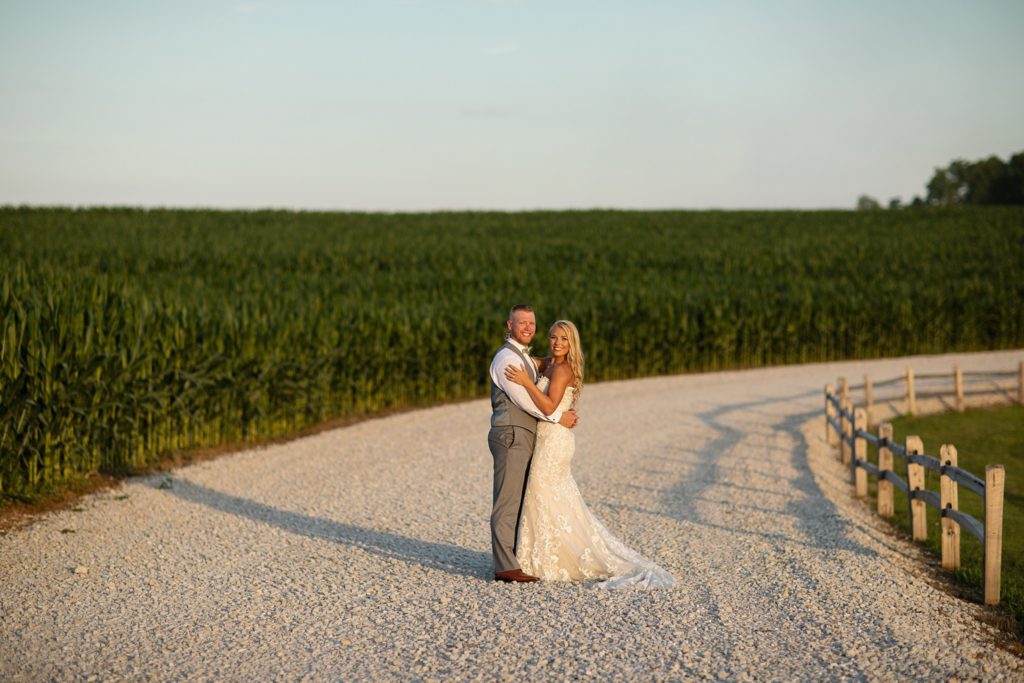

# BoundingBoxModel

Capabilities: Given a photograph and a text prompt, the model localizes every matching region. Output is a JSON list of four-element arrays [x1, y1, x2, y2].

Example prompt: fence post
[[838, 396, 847, 462], [840, 397, 852, 465], [939, 444, 960, 570], [1018, 361, 1023, 406], [825, 384, 837, 446], [877, 423, 894, 517], [854, 408, 867, 494], [954, 364, 964, 413], [838, 377, 848, 418], [905, 367, 917, 416], [836, 377, 848, 459], [906, 435, 926, 541], [836, 407, 843, 462], [863, 374, 873, 427], [984, 464, 1005, 605]]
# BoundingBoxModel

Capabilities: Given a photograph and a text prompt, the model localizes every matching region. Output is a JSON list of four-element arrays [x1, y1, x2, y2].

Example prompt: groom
[[488, 304, 577, 583]]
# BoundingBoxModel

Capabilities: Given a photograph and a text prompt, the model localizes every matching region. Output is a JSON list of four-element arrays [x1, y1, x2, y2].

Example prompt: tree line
[[858, 150, 1024, 210]]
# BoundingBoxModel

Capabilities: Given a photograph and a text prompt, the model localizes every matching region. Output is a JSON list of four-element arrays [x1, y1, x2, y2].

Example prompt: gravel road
[[2, 350, 1022, 681]]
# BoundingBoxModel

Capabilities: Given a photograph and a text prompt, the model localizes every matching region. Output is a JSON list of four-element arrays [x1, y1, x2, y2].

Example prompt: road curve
[[2, 350, 1022, 681]]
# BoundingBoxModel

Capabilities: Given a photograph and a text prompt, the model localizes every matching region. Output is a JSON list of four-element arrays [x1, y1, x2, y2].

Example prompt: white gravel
[[2, 349, 1022, 681]]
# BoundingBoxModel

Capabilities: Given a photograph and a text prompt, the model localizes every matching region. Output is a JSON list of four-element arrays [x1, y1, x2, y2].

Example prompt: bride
[[503, 320, 675, 590]]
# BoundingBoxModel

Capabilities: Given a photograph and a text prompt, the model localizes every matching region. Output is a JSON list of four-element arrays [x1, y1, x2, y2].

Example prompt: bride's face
[[549, 326, 570, 360]]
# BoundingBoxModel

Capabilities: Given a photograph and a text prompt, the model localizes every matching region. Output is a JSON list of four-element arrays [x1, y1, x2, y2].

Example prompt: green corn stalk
[[0, 206, 1022, 499]]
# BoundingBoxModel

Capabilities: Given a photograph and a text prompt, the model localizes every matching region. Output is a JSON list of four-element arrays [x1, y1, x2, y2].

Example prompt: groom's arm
[[489, 350, 563, 423]]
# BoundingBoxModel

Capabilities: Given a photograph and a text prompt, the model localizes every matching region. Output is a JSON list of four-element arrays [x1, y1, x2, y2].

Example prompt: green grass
[[865, 404, 1024, 635], [2, 206, 1023, 500]]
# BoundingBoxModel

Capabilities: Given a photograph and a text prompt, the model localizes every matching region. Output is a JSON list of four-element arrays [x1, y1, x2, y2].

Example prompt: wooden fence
[[823, 361, 1021, 606], [859, 362, 1024, 424]]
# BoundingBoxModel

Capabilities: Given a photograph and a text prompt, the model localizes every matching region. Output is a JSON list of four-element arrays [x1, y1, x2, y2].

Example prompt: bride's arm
[[504, 363, 571, 417], [504, 365, 557, 414]]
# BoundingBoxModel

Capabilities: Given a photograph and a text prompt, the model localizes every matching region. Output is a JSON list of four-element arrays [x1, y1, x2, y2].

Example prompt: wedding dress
[[515, 376, 676, 590]]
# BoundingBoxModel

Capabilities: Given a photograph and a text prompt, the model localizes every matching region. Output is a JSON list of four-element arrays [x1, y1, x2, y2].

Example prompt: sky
[[1, 0, 1022, 211]]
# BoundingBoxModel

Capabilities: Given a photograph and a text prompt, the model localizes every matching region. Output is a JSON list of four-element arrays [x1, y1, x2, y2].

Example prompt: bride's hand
[[504, 364, 529, 386]]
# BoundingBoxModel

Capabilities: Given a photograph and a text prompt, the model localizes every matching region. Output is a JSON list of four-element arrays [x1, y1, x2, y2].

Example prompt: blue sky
[[1, 0, 1022, 210]]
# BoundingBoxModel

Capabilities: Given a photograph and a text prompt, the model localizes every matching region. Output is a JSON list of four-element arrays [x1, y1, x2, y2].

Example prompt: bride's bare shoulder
[[550, 363, 574, 382]]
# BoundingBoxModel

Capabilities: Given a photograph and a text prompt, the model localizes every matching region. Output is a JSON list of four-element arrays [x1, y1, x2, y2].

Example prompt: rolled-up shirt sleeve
[[489, 349, 563, 423]]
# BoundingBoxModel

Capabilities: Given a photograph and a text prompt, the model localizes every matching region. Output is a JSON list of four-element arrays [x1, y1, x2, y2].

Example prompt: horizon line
[[1, 202, 890, 214]]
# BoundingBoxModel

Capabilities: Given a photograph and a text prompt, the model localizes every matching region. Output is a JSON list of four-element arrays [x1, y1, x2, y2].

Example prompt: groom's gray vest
[[490, 341, 539, 432]]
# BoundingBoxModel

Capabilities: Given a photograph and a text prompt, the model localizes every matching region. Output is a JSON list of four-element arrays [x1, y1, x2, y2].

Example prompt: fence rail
[[835, 362, 1023, 420], [822, 361, 1020, 606]]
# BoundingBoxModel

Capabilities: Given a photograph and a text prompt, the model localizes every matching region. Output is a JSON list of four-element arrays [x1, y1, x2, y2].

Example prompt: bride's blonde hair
[[550, 320, 584, 404]]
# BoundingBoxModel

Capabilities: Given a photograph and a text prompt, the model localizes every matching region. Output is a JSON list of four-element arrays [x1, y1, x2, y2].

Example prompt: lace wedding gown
[[516, 376, 676, 590]]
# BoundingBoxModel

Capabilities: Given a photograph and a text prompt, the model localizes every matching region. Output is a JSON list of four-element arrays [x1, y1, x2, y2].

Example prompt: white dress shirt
[[489, 338, 564, 423]]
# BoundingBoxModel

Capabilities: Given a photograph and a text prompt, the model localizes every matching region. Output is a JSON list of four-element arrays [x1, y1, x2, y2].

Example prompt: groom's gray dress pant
[[488, 424, 537, 573]]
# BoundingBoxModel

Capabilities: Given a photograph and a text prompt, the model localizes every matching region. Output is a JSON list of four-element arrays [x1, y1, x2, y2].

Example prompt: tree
[[888, 197, 902, 210], [856, 194, 881, 210], [965, 155, 1010, 204], [1004, 151, 1024, 204], [926, 160, 969, 206], [924, 151, 1024, 206]]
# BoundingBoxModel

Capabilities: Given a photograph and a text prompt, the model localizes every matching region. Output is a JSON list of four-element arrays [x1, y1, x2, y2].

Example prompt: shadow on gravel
[[155, 479, 492, 580], [640, 391, 887, 633], [663, 390, 878, 559], [776, 409, 878, 557]]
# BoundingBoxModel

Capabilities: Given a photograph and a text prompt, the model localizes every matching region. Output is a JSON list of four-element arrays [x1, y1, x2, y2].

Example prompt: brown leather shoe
[[494, 569, 540, 583]]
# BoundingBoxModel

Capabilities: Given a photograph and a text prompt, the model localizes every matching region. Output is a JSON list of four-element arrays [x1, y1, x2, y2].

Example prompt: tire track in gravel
[[1, 349, 1022, 681]]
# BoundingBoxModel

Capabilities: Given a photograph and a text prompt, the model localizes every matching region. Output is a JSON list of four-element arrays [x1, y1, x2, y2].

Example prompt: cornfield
[[2, 207, 1022, 499]]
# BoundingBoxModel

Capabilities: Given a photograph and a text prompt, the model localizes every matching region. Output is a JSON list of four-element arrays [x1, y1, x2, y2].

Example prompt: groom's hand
[[559, 409, 578, 429]]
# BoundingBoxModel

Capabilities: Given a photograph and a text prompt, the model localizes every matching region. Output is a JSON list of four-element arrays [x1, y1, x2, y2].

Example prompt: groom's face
[[508, 310, 536, 346]]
